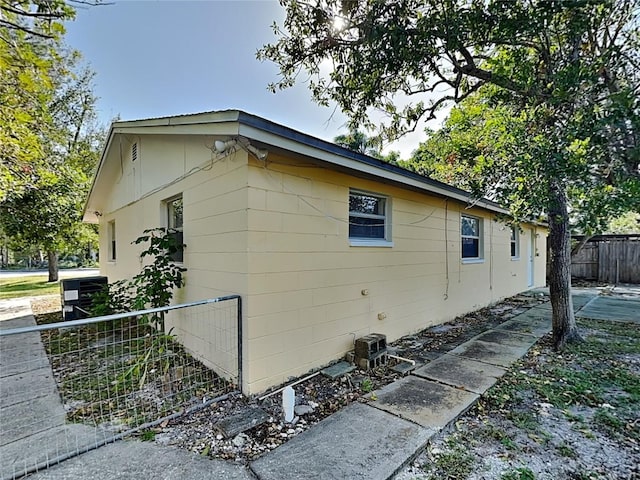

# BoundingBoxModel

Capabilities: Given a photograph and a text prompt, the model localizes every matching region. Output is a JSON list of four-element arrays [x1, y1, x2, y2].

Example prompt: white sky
[[64, 0, 445, 158]]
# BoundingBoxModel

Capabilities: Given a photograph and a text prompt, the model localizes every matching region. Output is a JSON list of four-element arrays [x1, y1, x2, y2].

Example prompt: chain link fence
[[0, 296, 241, 479]]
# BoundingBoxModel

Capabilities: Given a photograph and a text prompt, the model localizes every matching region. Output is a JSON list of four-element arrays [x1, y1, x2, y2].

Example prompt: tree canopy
[[0, 1, 104, 280], [0, 1, 81, 200], [261, 0, 640, 349], [334, 127, 402, 164], [407, 84, 640, 235]]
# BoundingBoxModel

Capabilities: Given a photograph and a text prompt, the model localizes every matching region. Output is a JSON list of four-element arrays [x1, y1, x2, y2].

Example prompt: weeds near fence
[[37, 311, 231, 431]]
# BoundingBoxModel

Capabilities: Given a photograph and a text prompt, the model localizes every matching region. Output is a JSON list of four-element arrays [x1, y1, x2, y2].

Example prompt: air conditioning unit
[[60, 276, 108, 321]]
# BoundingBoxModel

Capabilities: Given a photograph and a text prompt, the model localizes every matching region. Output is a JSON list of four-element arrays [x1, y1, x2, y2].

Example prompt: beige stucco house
[[84, 110, 548, 395]]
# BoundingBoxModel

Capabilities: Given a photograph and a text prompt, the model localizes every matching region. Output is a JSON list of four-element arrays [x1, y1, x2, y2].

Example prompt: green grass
[[0, 276, 60, 299]]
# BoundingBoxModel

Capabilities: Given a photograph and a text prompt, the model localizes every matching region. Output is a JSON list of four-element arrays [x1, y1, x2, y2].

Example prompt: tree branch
[[0, 19, 55, 38]]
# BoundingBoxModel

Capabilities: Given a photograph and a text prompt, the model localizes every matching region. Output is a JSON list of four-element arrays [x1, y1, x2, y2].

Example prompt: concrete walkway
[[0, 301, 255, 480], [0, 301, 115, 480], [2, 289, 637, 480], [249, 291, 596, 480]]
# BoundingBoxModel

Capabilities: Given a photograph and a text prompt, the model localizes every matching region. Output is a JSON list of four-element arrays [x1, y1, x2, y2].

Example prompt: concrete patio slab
[[516, 306, 553, 320], [577, 296, 640, 323], [528, 301, 552, 311], [22, 438, 254, 480], [0, 315, 37, 329], [321, 361, 356, 379], [250, 402, 435, 480], [0, 396, 66, 446], [0, 367, 59, 408], [216, 407, 269, 438], [0, 317, 51, 377], [413, 354, 507, 394], [572, 294, 598, 309], [0, 424, 114, 480], [495, 317, 551, 337], [0, 341, 50, 376], [369, 376, 478, 429], [471, 330, 537, 348], [0, 299, 32, 322], [0, 329, 43, 349], [448, 339, 532, 368]]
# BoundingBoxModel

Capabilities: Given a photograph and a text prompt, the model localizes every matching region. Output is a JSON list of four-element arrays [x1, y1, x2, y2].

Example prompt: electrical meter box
[[60, 276, 108, 321]]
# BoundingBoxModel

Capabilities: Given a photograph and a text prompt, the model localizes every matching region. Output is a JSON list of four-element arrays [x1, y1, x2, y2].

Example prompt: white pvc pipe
[[388, 354, 416, 366], [258, 371, 322, 401]]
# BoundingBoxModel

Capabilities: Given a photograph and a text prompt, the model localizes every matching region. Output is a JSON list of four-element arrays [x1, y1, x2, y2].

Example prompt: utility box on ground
[[60, 276, 108, 321]]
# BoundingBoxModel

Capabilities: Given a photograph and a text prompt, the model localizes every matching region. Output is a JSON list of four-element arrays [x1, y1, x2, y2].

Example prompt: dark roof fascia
[[86, 109, 540, 222], [235, 111, 509, 215]]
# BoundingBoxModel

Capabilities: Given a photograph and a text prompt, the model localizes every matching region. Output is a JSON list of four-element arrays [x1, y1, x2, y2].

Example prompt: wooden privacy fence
[[571, 235, 640, 284]]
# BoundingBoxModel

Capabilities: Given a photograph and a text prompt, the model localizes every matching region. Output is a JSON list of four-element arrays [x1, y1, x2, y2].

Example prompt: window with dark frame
[[108, 220, 116, 261], [167, 196, 184, 262], [349, 190, 389, 241], [510, 227, 520, 258], [461, 215, 482, 259]]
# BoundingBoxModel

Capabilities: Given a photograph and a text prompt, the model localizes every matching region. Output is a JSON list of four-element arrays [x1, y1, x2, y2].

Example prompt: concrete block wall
[[243, 153, 547, 394], [98, 140, 250, 387], [97, 135, 547, 395]]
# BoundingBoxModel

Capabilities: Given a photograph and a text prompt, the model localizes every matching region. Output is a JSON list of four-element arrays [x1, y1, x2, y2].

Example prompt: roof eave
[[235, 112, 510, 216]]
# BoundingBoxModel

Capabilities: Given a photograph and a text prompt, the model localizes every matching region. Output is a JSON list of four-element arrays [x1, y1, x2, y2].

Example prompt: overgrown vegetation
[[32, 228, 215, 431], [484, 317, 640, 442], [419, 438, 475, 479], [37, 311, 229, 429], [91, 228, 186, 329]]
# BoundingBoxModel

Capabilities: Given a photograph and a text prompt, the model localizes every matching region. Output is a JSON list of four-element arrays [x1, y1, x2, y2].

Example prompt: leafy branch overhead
[[1, 1, 106, 280], [260, 0, 640, 351], [260, 0, 639, 145]]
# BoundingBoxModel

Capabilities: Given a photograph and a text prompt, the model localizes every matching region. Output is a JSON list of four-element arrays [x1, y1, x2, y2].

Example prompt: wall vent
[[131, 142, 138, 162]]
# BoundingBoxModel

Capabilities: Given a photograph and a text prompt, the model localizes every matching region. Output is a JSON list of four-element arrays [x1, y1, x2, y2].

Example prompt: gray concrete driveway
[[0, 269, 99, 279]]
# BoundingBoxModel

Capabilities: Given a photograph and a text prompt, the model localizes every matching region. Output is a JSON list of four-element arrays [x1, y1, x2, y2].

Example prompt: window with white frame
[[510, 227, 520, 259], [166, 195, 184, 262], [461, 214, 483, 260], [108, 220, 116, 261], [349, 190, 391, 244]]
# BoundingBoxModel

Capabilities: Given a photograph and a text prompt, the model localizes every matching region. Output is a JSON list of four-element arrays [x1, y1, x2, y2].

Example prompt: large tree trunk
[[547, 182, 582, 350], [47, 250, 58, 283]]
